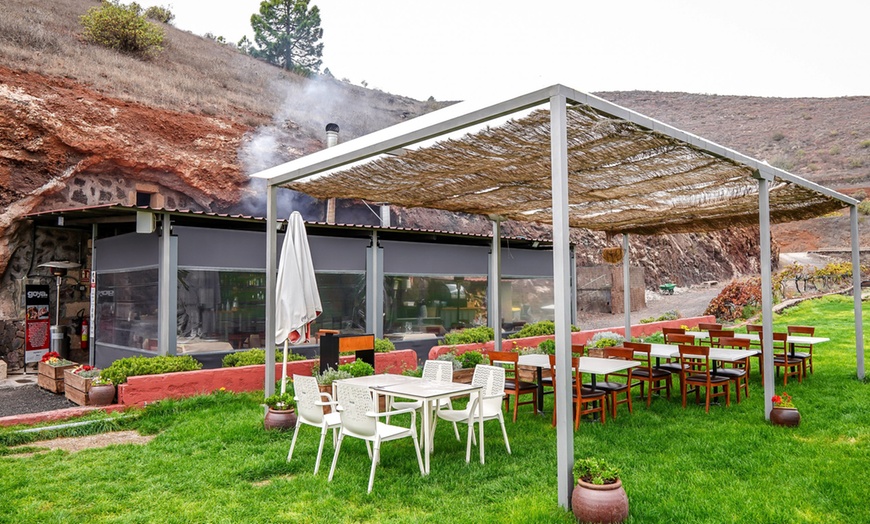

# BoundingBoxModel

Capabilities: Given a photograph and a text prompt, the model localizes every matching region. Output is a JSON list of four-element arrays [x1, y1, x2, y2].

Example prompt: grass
[[0, 295, 868, 523]]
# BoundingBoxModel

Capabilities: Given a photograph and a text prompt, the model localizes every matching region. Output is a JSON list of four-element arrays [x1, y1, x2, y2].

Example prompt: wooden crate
[[37, 373, 65, 393], [64, 370, 93, 405], [37, 362, 76, 393], [65, 385, 89, 406]]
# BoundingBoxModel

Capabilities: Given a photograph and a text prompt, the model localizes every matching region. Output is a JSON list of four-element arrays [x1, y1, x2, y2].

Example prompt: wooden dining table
[[685, 331, 829, 356]]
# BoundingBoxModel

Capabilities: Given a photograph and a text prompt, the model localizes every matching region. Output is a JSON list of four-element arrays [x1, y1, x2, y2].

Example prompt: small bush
[[704, 277, 761, 322], [314, 367, 352, 386], [457, 350, 487, 369], [508, 320, 580, 339], [101, 355, 202, 385], [221, 348, 304, 367], [538, 339, 556, 355], [80, 0, 164, 59], [144, 5, 174, 24], [338, 359, 374, 378], [436, 352, 461, 371], [374, 338, 395, 353], [589, 331, 624, 348], [857, 200, 870, 216], [443, 326, 494, 345]]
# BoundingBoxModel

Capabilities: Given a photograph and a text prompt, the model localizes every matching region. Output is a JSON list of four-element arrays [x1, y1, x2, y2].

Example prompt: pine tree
[[249, 0, 323, 74]]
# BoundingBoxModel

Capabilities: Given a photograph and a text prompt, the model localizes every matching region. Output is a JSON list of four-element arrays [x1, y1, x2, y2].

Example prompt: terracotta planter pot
[[88, 384, 116, 406], [572, 478, 629, 524], [264, 408, 297, 431], [770, 407, 800, 427]]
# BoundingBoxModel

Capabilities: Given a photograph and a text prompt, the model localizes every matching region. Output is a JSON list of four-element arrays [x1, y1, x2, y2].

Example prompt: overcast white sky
[[140, 0, 868, 102]]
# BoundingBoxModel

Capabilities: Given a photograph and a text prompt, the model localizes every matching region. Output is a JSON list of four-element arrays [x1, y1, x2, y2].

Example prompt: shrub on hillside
[[144, 5, 174, 24], [80, 1, 164, 59], [101, 355, 202, 385], [704, 277, 762, 322]]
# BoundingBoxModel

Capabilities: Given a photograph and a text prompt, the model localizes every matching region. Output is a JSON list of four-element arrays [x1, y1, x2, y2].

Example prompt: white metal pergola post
[[623, 234, 631, 339], [157, 212, 177, 356], [490, 218, 502, 352], [550, 92, 573, 510], [757, 176, 775, 417], [264, 185, 278, 397], [850, 205, 865, 379]]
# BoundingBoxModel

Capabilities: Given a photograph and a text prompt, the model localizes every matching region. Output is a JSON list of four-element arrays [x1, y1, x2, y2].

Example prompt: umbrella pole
[[281, 340, 289, 395]]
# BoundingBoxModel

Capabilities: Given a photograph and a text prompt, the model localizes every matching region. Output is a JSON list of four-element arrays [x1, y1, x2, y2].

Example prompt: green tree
[[249, 0, 323, 74]]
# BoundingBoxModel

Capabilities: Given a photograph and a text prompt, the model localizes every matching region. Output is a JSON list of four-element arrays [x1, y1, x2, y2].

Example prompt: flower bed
[[37, 352, 77, 393]]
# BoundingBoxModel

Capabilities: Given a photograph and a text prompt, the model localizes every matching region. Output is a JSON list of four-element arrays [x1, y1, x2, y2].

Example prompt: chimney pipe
[[325, 123, 339, 223]]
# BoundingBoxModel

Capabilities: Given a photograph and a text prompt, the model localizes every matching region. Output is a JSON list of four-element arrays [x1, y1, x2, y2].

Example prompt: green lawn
[[1, 295, 867, 523]]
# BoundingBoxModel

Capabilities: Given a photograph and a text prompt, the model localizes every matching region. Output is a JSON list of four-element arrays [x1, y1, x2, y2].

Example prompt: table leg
[[536, 367, 545, 414], [422, 397, 432, 475]]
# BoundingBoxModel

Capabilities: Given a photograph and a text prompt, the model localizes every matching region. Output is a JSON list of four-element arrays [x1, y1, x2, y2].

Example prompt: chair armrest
[[368, 407, 417, 418], [315, 391, 338, 407]]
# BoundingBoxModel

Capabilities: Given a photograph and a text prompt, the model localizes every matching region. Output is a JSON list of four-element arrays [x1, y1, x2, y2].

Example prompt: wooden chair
[[624, 341, 671, 406], [678, 345, 730, 412], [696, 322, 723, 346], [715, 337, 751, 402], [488, 351, 538, 422], [787, 325, 816, 374], [597, 347, 635, 419], [745, 324, 764, 378], [708, 329, 735, 348], [539, 344, 586, 394], [548, 354, 606, 429], [772, 332, 803, 385]]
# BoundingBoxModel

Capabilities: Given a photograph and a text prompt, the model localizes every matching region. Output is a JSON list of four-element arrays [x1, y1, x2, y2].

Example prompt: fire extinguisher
[[81, 317, 89, 350]]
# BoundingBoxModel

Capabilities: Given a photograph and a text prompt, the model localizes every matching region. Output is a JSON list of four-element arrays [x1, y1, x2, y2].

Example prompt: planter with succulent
[[263, 391, 297, 431], [770, 392, 800, 427], [572, 457, 629, 524], [438, 349, 487, 383], [313, 367, 353, 413], [64, 365, 104, 405], [37, 352, 77, 393], [87, 376, 117, 406]]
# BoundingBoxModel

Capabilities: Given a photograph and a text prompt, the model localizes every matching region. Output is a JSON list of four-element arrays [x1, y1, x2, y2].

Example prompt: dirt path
[[577, 283, 724, 330]]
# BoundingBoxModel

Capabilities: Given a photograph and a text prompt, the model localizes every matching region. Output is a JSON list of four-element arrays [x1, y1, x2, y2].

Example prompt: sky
[[138, 0, 868, 103]]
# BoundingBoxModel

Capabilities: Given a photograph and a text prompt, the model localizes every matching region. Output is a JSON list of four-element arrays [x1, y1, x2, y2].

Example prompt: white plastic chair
[[287, 374, 341, 474], [328, 382, 425, 493], [434, 364, 511, 462], [388, 359, 460, 440]]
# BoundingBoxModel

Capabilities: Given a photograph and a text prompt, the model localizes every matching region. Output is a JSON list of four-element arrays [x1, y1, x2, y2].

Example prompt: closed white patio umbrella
[[275, 211, 322, 394]]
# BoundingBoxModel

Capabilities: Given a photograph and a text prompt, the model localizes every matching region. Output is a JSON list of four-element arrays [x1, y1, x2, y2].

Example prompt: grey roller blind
[[96, 232, 159, 271], [501, 248, 553, 278], [382, 240, 488, 276]]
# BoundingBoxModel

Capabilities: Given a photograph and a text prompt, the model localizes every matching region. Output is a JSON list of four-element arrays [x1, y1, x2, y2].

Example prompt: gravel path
[[0, 384, 77, 418]]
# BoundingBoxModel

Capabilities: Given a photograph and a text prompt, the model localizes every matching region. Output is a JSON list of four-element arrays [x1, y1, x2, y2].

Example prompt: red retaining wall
[[427, 315, 716, 360], [0, 405, 126, 428], [118, 350, 418, 407]]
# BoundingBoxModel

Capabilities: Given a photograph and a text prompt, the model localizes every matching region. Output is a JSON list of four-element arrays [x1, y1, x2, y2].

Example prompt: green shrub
[[508, 320, 580, 339], [457, 350, 486, 369], [100, 355, 202, 385], [537, 339, 556, 355], [338, 359, 374, 378], [221, 348, 305, 367], [858, 199, 870, 216], [374, 338, 395, 353], [573, 457, 620, 485], [435, 352, 461, 371], [80, 0, 164, 59], [443, 326, 494, 345], [640, 310, 681, 323], [144, 5, 174, 24]]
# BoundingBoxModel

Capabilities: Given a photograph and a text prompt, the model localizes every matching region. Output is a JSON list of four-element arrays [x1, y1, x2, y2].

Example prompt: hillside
[[1, 0, 867, 279]]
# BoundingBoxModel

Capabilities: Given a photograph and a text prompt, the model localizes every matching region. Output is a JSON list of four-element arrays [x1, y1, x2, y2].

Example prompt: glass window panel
[[95, 269, 159, 351]]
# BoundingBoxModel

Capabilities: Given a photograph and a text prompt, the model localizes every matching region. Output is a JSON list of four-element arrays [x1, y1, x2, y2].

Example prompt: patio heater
[[38, 261, 81, 359]]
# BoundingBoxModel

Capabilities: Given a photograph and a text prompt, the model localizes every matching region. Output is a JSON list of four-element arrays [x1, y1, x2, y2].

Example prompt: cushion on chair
[[593, 381, 629, 392], [633, 368, 671, 379], [685, 373, 730, 384], [715, 368, 746, 378], [504, 380, 538, 391]]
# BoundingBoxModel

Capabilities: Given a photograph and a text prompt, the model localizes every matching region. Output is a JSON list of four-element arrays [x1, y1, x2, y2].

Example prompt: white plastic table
[[371, 379, 482, 475]]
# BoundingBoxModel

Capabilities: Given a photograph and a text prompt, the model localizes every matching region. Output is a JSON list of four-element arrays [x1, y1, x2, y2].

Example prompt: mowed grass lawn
[[1, 295, 868, 523]]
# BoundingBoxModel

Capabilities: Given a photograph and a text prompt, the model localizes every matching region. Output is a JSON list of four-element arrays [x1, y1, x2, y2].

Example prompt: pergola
[[253, 84, 864, 508]]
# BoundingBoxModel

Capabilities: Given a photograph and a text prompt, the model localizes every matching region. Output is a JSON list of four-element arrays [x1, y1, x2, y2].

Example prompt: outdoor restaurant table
[[517, 354, 640, 412], [371, 379, 483, 475], [685, 332, 830, 356], [645, 344, 760, 372]]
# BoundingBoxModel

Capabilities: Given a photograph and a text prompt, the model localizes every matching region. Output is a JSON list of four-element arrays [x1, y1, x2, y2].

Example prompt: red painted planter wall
[[118, 350, 418, 407], [427, 315, 716, 360]]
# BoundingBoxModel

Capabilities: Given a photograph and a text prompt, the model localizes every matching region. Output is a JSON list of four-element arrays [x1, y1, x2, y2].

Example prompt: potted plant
[[87, 375, 116, 406], [770, 392, 800, 427], [37, 352, 77, 393], [313, 367, 352, 413], [441, 349, 487, 384], [263, 391, 297, 431], [572, 457, 629, 524]]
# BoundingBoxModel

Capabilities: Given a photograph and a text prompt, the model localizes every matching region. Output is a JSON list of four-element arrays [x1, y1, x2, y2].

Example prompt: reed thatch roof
[[258, 85, 852, 235]]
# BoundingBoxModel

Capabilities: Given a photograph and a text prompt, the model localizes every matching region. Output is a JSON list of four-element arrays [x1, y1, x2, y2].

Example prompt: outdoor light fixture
[[38, 261, 81, 325]]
